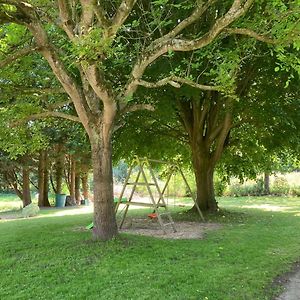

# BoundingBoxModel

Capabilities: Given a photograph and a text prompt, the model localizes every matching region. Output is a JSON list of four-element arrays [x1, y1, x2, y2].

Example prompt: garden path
[[275, 265, 300, 300]]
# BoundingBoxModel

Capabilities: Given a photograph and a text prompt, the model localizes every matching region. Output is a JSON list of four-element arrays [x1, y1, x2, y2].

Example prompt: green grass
[[1, 196, 300, 299], [0, 193, 22, 212]]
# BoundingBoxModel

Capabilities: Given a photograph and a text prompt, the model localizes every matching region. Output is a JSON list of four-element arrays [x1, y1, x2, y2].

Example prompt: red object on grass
[[148, 213, 157, 219]]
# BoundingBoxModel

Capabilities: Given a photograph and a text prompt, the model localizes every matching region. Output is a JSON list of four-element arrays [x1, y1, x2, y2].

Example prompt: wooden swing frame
[[115, 157, 204, 233]]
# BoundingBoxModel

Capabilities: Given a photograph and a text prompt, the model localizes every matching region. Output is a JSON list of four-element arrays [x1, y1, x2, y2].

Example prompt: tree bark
[[90, 130, 118, 241], [69, 155, 76, 205], [55, 145, 64, 194], [178, 94, 232, 213], [81, 172, 89, 200], [3, 170, 23, 200], [191, 146, 218, 212], [75, 172, 81, 205], [38, 150, 51, 207], [22, 166, 32, 207], [43, 152, 50, 205], [264, 172, 270, 195]]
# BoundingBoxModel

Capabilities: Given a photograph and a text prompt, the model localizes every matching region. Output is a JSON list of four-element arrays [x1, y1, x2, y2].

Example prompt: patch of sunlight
[[43, 206, 93, 217], [0, 206, 94, 223], [241, 204, 292, 212], [0, 201, 22, 209]]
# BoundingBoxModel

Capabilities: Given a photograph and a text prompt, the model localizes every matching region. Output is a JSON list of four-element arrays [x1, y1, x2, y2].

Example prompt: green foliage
[[225, 179, 264, 197], [113, 160, 128, 183], [162, 170, 196, 197], [290, 186, 300, 197], [214, 174, 228, 197], [271, 177, 290, 195], [71, 28, 113, 63]]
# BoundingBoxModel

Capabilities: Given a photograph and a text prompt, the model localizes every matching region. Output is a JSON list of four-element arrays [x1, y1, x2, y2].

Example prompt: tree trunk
[[178, 94, 231, 214], [90, 132, 118, 241], [43, 152, 50, 205], [75, 173, 81, 205], [69, 156, 76, 205], [22, 166, 32, 207], [192, 149, 218, 212], [4, 171, 23, 200], [38, 150, 51, 207], [81, 172, 89, 200], [264, 172, 270, 195], [55, 145, 64, 194]]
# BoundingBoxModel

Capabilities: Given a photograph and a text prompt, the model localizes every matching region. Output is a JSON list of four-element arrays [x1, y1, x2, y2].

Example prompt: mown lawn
[[1, 196, 300, 299]]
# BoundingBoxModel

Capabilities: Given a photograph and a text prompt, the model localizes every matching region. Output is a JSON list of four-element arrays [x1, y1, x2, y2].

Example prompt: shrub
[[290, 186, 300, 197], [271, 177, 290, 195], [225, 179, 264, 197], [214, 176, 227, 197]]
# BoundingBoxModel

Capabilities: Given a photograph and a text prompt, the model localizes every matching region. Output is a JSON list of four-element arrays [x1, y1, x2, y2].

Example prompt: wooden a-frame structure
[[115, 157, 204, 233]]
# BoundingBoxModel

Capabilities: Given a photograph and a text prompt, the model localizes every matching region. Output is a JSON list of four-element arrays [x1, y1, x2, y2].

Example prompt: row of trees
[[0, 124, 92, 207], [0, 0, 299, 240]]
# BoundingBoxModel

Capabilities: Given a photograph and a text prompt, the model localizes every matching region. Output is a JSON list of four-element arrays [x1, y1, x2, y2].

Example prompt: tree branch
[[0, 85, 66, 96], [224, 28, 278, 44], [80, 0, 95, 34], [16, 111, 80, 124], [120, 103, 155, 114], [46, 99, 73, 110], [93, 1, 111, 29], [153, 0, 216, 46], [0, 46, 39, 68], [29, 26, 93, 132], [137, 76, 220, 91], [121, 0, 254, 99], [82, 64, 114, 107], [109, 0, 137, 37], [211, 100, 233, 166], [57, 0, 75, 40]]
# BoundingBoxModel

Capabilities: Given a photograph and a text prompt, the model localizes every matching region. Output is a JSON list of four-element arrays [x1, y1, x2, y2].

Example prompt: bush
[[271, 177, 290, 195], [214, 176, 227, 197], [21, 203, 40, 218], [290, 186, 300, 197], [225, 179, 264, 197]]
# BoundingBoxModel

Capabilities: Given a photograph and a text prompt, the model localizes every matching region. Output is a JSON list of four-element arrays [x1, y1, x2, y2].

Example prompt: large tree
[[115, 47, 299, 211], [0, 0, 298, 240]]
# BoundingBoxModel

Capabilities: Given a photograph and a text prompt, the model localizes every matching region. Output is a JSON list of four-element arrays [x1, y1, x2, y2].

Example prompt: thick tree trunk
[[91, 133, 118, 241], [22, 166, 32, 207], [38, 150, 51, 207], [264, 172, 270, 195], [192, 150, 218, 212], [178, 95, 231, 214]]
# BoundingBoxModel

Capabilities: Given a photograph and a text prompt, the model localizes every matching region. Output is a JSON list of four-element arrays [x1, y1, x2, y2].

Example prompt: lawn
[[1, 196, 300, 299]]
